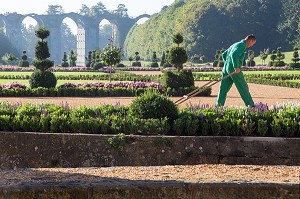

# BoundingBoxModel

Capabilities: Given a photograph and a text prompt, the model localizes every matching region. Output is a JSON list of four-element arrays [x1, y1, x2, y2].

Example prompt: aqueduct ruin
[[0, 12, 150, 65]]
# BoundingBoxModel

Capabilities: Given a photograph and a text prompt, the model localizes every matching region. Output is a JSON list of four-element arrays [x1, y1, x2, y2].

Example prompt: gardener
[[216, 34, 256, 106]]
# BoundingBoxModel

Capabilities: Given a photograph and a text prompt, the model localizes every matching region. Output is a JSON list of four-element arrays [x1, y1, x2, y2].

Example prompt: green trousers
[[216, 71, 254, 106]]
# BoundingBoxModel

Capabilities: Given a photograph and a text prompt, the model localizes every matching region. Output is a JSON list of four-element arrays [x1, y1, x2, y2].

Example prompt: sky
[[0, 0, 174, 17], [0, 0, 174, 33]]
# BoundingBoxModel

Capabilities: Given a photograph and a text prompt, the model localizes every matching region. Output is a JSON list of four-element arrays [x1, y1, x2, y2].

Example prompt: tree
[[85, 51, 92, 67], [19, 50, 30, 67], [102, 44, 123, 82], [1, 53, 18, 65], [69, 49, 77, 67], [61, 52, 69, 67], [151, 51, 159, 67], [90, 2, 107, 16], [290, 47, 300, 69], [30, 27, 57, 88], [276, 47, 285, 62], [259, 48, 269, 65], [278, 0, 300, 47], [0, 32, 19, 62], [113, 4, 128, 17], [172, 33, 184, 47], [168, 33, 188, 71], [47, 5, 64, 14], [79, 4, 91, 16], [160, 51, 166, 66], [247, 50, 255, 66]]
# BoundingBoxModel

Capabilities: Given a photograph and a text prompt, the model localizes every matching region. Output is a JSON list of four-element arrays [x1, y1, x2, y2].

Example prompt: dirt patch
[[0, 82, 299, 108]]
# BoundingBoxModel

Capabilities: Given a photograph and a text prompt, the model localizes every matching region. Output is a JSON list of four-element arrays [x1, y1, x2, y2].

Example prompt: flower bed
[[0, 82, 211, 97], [0, 101, 298, 137]]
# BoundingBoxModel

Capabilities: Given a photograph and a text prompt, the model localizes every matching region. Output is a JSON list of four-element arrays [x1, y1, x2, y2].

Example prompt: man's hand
[[235, 68, 241, 74]]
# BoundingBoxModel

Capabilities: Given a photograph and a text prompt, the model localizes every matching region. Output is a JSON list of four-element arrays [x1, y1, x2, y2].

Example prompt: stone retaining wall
[[0, 132, 299, 169], [1, 182, 299, 199]]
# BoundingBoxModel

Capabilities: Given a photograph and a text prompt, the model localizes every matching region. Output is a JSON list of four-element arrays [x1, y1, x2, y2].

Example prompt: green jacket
[[222, 39, 246, 73]]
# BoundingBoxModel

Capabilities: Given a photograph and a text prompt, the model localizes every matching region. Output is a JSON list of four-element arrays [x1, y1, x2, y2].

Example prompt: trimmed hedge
[[0, 101, 298, 137]]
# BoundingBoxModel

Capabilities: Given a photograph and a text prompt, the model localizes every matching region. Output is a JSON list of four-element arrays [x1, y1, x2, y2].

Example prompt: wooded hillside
[[124, 0, 300, 62]]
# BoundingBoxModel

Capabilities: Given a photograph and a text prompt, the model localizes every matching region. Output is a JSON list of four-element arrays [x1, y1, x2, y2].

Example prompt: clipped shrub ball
[[29, 70, 57, 88], [132, 61, 141, 67], [130, 89, 178, 120], [150, 62, 159, 67]]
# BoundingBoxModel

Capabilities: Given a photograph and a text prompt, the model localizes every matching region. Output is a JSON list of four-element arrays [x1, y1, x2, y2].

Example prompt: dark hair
[[245, 34, 256, 41]]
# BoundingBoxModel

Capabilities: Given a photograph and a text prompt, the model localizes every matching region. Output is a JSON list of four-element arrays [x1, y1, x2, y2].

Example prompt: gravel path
[[0, 82, 299, 108], [1, 165, 299, 187]]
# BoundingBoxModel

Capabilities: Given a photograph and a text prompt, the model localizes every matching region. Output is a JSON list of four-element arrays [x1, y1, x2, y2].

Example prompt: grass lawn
[[0, 79, 112, 87], [194, 70, 300, 75], [0, 71, 109, 76]]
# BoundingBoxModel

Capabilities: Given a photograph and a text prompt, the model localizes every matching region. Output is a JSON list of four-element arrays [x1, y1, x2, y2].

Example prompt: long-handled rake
[[174, 72, 236, 105]]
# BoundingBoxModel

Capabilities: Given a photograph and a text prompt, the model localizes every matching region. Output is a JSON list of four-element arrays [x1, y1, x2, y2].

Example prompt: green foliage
[[124, 0, 297, 62], [172, 33, 184, 47], [85, 51, 92, 67], [168, 47, 188, 70], [32, 27, 53, 71], [35, 27, 50, 41], [174, 111, 199, 135], [162, 70, 194, 90], [102, 45, 123, 66], [107, 133, 127, 149], [259, 49, 269, 65], [18, 50, 30, 67], [29, 70, 57, 88], [69, 49, 77, 67], [129, 89, 178, 121], [61, 52, 69, 67], [2, 53, 18, 65], [0, 32, 19, 62]]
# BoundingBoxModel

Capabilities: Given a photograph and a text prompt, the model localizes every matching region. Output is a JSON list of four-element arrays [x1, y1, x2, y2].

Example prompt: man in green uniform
[[216, 34, 256, 106]]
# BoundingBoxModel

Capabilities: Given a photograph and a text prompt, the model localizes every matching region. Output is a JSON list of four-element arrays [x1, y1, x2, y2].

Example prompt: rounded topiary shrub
[[246, 60, 256, 66], [116, 63, 125, 68], [29, 70, 57, 88], [162, 70, 194, 90], [93, 62, 103, 70], [290, 63, 300, 69], [132, 61, 141, 67], [150, 62, 159, 67], [19, 50, 30, 67], [273, 61, 285, 67], [130, 89, 178, 120]]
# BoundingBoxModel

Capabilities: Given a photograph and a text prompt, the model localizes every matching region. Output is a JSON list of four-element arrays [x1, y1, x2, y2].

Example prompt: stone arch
[[1, 12, 151, 66]]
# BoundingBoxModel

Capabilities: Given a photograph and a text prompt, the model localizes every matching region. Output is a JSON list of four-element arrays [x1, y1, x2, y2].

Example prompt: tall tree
[[79, 4, 91, 16], [279, 0, 300, 47]]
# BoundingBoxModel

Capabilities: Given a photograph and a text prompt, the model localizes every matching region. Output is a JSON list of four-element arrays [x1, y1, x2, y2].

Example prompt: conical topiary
[[61, 52, 69, 67], [29, 27, 57, 88]]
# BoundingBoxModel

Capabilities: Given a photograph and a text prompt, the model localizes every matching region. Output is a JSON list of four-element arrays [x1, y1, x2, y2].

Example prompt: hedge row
[[0, 101, 298, 137], [0, 86, 211, 97]]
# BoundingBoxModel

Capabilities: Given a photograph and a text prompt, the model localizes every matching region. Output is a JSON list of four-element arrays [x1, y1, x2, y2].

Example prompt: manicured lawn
[[194, 70, 300, 75], [0, 71, 109, 76], [0, 79, 111, 87]]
